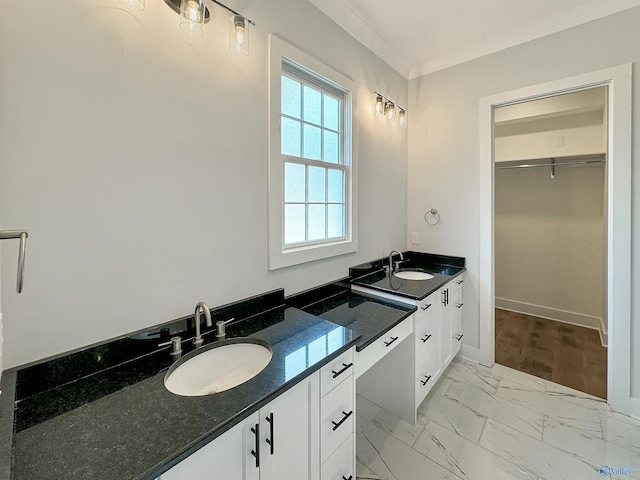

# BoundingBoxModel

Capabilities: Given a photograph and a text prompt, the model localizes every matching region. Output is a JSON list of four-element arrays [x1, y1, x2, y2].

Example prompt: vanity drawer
[[321, 435, 354, 480], [415, 347, 439, 405], [321, 348, 354, 397], [355, 318, 412, 378], [415, 308, 438, 362], [321, 374, 354, 464], [416, 292, 437, 320]]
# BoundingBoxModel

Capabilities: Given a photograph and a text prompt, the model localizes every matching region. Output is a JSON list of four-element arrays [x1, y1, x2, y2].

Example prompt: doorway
[[492, 88, 608, 398], [478, 64, 635, 416]]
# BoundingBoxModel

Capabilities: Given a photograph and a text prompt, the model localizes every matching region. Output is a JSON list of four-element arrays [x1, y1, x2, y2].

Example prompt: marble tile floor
[[356, 357, 640, 480]]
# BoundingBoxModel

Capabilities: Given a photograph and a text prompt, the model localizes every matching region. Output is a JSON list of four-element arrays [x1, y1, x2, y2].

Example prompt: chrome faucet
[[194, 301, 212, 348], [388, 250, 404, 273]]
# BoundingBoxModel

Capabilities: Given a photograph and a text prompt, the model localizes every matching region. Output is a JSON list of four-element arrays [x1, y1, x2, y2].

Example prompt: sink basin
[[164, 338, 272, 396], [393, 269, 434, 281]]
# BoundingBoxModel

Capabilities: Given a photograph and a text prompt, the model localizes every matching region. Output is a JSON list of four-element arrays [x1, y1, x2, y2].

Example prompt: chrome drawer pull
[[421, 303, 432, 311], [331, 362, 353, 379], [456, 334, 464, 341], [331, 410, 353, 431], [456, 279, 464, 285], [420, 375, 432, 386], [384, 336, 399, 347], [456, 303, 464, 309], [343, 476, 353, 480], [421, 334, 432, 343]]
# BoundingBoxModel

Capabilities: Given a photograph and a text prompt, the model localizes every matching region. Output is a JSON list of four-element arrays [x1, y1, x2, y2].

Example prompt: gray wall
[[495, 165, 604, 320], [0, 0, 408, 368], [407, 8, 640, 393]]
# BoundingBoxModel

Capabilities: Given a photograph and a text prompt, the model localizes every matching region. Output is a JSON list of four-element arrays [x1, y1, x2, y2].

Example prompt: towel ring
[[424, 208, 441, 227]]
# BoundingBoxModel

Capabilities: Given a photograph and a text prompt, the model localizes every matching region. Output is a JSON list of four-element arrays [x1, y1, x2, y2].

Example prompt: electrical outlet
[[411, 232, 420, 245]]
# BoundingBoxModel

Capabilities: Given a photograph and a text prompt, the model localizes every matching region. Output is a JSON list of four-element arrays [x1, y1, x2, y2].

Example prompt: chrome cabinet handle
[[456, 303, 464, 309], [421, 334, 431, 343], [456, 279, 464, 285], [421, 303, 432, 311], [0, 230, 29, 293], [420, 375, 432, 386], [456, 334, 464, 341]]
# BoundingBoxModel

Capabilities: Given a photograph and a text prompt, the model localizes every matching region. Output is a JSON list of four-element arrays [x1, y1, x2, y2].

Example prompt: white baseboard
[[496, 297, 602, 330], [459, 345, 481, 364]]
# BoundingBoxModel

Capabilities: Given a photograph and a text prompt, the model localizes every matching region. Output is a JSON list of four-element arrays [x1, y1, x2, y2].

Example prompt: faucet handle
[[158, 336, 183, 357], [216, 318, 235, 338]]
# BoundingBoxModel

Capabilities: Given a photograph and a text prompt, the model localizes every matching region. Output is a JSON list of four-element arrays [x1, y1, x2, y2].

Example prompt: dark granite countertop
[[286, 280, 417, 352], [0, 289, 358, 480], [0, 252, 466, 480], [350, 251, 466, 300]]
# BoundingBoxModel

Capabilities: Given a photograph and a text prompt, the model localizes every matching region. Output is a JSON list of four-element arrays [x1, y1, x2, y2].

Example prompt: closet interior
[[493, 87, 608, 399]]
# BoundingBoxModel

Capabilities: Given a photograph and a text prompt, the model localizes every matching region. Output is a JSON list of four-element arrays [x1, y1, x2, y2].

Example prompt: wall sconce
[[375, 95, 385, 116], [398, 108, 407, 129], [374, 92, 407, 128], [163, 0, 255, 54], [385, 102, 396, 123], [117, 0, 145, 10]]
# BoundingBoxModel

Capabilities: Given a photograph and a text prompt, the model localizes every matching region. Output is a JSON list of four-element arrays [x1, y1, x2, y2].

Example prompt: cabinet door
[[260, 372, 320, 480], [159, 413, 258, 480], [440, 287, 453, 367], [452, 278, 464, 356]]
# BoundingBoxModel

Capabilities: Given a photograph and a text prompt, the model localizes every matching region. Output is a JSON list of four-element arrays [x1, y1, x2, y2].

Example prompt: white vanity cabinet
[[158, 413, 257, 480], [414, 291, 441, 405], [158, 371, 321, 480], [319, 348, 356, 480], [352, 272, 465, 425], [451, 277, 464, 357]]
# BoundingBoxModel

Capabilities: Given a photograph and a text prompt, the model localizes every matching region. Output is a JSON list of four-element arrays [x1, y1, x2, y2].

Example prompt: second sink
[[393, 269, 434, 281], [164, 338, 272, 396]]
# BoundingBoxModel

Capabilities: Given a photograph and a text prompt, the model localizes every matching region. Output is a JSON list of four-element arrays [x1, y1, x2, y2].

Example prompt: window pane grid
[[284, 161, 346, 246], [281, 66, 348, 249]]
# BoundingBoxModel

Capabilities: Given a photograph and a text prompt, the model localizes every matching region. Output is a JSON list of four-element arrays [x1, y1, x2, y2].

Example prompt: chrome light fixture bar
[[374, 91, 407, 128], [163, 0, 255, 55]]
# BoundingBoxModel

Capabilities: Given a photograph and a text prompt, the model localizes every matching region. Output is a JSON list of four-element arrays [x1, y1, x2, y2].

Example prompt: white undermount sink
[[393, 269, 435, 281], [164, 339, 272, 396]]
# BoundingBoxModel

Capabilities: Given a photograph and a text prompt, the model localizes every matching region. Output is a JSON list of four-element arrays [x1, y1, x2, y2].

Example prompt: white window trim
[[268, 34, 358, 270]]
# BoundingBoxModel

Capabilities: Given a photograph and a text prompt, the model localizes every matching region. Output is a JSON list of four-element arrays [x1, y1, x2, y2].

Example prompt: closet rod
[[495, 159, 605, 170]]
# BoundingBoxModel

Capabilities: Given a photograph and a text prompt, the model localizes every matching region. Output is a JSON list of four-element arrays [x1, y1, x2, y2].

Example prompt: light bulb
[[187, 2, 200, 22], [179, 0, 205, 36], [375, 95, 384, 116], [385, 102, 396, 123], [229, 15, 249, 56], [398, 109, 407, 128]]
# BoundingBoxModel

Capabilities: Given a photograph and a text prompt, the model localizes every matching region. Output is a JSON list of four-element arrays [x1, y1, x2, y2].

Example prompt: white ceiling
[[309, 0, 640, 79]]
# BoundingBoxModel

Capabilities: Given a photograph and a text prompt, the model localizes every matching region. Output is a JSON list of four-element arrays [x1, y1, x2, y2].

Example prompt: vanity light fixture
[[385, 102, 396, 123], [375, 95, 385, 116], [117, 0, 145, 10], [163, 0, 255, 55], [398, 108, 407, 129], [374, 91, 407, 128]]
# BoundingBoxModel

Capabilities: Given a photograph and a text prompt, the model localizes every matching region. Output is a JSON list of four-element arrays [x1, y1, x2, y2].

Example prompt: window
[[268, 36, 357, 270]]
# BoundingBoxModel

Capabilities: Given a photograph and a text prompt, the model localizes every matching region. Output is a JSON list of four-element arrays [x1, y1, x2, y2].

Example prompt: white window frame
[[268, 35, 358, 270]]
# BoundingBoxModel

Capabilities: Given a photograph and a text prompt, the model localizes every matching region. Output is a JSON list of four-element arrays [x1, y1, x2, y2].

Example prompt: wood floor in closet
[[495, 308, 607, 399]]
